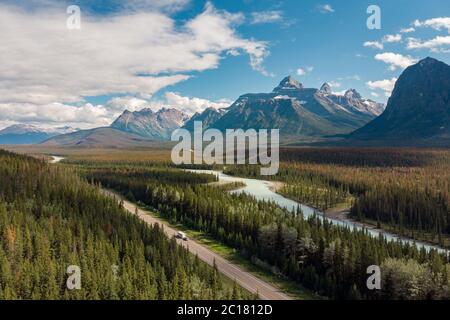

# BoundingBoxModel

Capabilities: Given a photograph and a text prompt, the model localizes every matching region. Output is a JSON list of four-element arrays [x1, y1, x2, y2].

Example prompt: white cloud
[[413, 17, 450, 33], [370, 92, 379, 98], [382, 34, 402, 43], [0, 92, 232, 129], [111, 0, 191, 13], [296, 66, 314, 76], [297, 69, 306, 76], [0, 95, 159, 130], [406, 35, 450, 52], [400, 27, 415, 33], [405, 17, 450, 53], [106, 96, 150, 113], [2, 0, 191, 13], [374, 52, 418, 71], [366, 78, 397, 96], [317, 4, 334, 13], [108, 92, 231, 116], [328, 81, 341, 88], [364, 41, 384, 50], [0, 102, 113, 129], [364, 34, 402, 51], [155, 92, 231, 115], [0, 2, 270, 107], [250, 10, 283, 24]]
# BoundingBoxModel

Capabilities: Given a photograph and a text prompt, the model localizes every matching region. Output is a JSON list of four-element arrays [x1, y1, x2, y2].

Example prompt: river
[[188, 169, 448, 254], [48, 156, 447, 254]]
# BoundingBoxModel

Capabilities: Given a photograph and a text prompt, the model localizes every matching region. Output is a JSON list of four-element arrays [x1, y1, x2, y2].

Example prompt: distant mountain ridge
[[41, 127, 161, 148], [349, 57, 450, 145], [0, 124, 77, 144]]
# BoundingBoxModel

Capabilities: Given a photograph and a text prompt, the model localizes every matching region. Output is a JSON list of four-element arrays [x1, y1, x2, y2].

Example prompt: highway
[[105, 190, 292, 300]]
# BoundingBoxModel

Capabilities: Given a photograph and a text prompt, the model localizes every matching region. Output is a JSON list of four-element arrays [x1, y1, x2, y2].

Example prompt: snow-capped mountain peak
[[273, 76, 303, 92], [0, 124, 42, 135], [344, 89, 362, 100], [320, 82, 332, 94], [0, 124, 77, 135], [0, 124, 78, 144]]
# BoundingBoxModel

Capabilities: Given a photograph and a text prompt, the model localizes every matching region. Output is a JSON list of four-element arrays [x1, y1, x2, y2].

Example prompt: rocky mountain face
[[111, 107, 189, 140], [320, 82, 332, 94], [273, 76, 304, 93], [327, 89, 385, 117], [0, 124, 76, 144], [200, 76, 383, 140], [42, 107, 190, 146], [349, 57, 450, 144], [182, 107, 226, 131]]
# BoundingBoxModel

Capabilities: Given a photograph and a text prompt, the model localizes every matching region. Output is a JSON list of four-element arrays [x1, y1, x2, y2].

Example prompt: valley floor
[[17, 146, 450, 300]]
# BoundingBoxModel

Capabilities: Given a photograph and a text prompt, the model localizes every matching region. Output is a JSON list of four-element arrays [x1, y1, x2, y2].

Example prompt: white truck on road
[[175, 231, 188, 241]]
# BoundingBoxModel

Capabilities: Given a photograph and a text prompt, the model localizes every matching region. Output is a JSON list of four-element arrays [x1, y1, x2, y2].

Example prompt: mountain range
[[192, 76, 384, 141], [40, 79, 383, 147], [3, 57, 448, 147]]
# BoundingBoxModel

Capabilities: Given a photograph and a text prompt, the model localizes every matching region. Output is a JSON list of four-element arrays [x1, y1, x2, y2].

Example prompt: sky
[[0, 0, 449, 130]]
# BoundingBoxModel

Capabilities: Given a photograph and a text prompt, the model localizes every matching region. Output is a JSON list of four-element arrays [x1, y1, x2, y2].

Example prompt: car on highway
[[175, 231, 188, 241]]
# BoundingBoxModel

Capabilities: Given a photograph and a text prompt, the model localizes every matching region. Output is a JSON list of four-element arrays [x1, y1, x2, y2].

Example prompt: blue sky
[[168, 0, 450, 101], [0, 0, 449, 129]]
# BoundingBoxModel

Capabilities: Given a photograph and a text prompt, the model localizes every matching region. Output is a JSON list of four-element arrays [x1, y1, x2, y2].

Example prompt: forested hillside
[[74, 156, 450, 300], [0, 150, 249, 300]]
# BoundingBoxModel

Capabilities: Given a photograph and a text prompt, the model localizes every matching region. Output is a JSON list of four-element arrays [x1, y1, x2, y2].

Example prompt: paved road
[[104, 190, 292, 300]]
